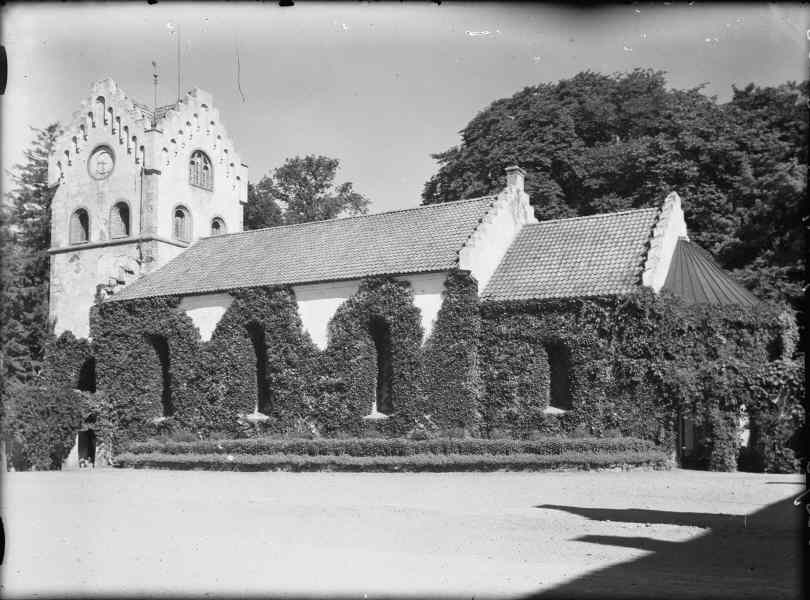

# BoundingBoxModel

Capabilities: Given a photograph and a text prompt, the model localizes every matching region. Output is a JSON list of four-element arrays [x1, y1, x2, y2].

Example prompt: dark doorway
[[78, 430, 96, 467], [679, 412, 709, 469], [546, 343, 571, 410], [145, 334, 173, 417], [245, 322, 271, 414], [76, 357, 96, 392], [369, 317, 393, 414]]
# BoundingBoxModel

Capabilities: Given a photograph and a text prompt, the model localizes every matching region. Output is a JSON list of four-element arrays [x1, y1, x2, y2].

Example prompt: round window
[[88, 146, 115, 180]]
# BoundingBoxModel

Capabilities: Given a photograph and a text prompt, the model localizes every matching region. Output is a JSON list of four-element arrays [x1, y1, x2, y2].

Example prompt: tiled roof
[[110, 197, 497, 301], [662, 238, 759, 306], [482, 208, 659, 301]]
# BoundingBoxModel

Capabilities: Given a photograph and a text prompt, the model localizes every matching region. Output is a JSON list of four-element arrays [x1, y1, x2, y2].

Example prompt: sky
[[2, 2, 808, 214]]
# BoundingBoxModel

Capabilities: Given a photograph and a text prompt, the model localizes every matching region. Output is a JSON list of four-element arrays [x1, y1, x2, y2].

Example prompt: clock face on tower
[[88, 146, 115, 180]]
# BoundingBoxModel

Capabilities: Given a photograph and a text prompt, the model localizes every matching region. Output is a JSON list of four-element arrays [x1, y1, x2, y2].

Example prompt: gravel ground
[[0, 468, 803, 599]]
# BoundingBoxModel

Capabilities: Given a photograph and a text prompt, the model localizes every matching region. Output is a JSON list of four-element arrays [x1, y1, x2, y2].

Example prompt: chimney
[[505, 165, 526, 192]]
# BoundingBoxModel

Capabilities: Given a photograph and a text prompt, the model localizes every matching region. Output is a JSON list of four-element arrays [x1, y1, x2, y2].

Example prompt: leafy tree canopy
[[422, 69, 807, 332], [245, 155, 370, 229], [1, 124, 61, 388]]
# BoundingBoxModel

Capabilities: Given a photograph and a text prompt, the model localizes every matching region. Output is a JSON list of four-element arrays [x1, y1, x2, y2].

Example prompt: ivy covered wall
[[478, 291, 803, 469], [36, 271, 803, 472]]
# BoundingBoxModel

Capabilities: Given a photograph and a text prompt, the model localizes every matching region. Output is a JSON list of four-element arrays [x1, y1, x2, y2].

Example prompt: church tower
[[47, 78, 248, 338]]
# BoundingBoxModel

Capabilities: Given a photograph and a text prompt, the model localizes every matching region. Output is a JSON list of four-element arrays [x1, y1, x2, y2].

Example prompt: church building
[[46, 79, 781, 468]]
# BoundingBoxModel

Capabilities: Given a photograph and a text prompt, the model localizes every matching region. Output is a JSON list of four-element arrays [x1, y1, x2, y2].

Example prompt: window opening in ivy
[[145, 334, 173, 417], [76, 357, 96, 393], [547, 342, 571, 410], [369, 316, 393, 415], [245, 322, 271, 414]]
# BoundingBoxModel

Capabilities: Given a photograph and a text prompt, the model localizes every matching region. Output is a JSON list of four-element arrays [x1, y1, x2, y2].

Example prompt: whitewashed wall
[[458, 178, 536, 293], [179, 272, 449, 348], [178, 293, 234, 342], [642, 192, 688, 292]]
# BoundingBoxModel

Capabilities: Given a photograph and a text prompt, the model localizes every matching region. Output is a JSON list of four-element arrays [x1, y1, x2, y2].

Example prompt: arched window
[[173, 206, 191, 242], [245, 321, 271, 415], [189, 150, 213, 190], [210, 217, 226, 236], [546, 342, 571, 411], [110, 202, 130, 238], [70, 209, 90, 244], [145, 334, 173, 417]]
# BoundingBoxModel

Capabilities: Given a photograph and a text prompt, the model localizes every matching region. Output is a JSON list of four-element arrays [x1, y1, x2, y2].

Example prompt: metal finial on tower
[[151, 61, 159, 127]]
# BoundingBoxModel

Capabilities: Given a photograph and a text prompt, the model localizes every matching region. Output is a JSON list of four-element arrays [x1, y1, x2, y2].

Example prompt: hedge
[[188, 287, 318, 437], [421, 270, 483, 435], [317, 276, 425, 436], [738, 359, 805, 473], [2, 382, 83, 470], [114, 450, 671, 472], [122, 435, 659, 457]]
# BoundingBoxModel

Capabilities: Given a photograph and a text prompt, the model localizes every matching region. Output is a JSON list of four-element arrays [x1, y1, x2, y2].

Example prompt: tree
[[244, 181, 284, 230], [244, 155, 370, 229], [421, 70, 807, 341], [1, 123, 61, 388]]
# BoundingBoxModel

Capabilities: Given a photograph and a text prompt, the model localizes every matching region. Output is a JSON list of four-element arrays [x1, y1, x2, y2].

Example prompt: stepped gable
[[109, 196, 497, 301], [49, 78, 247, 195], [482, 208, 660, 301], [48, 78, 152, 187], [149, 87, 246, 193]]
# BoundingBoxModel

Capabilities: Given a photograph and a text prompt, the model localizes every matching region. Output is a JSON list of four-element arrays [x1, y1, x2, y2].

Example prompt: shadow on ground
[[524, 496, 803, 600]]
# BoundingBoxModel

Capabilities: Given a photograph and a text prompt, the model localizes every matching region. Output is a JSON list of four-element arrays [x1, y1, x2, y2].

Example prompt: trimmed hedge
[[122, 435, 659, 457], [320, 276, 424, 436], [421, 270, 483, 435], [90, 295, 202, 447], [114, 449, 671, 472], [2, 382, 83, 470], [190, 287, 318, 437], [41, 331, 94, 391]]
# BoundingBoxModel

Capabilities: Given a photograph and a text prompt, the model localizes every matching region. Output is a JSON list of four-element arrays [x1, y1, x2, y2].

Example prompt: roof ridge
[[205, 195, 498, 239], [527, 206, 658, 227]]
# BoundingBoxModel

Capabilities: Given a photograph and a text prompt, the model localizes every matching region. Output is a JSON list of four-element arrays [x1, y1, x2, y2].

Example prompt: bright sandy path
[[0, 468, 803, 598]]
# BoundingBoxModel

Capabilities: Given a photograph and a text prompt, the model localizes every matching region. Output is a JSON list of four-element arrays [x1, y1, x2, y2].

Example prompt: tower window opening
[[189, 150, 213, 190], [70, 209, 90, 244], [210, 217, 226, 236], [173, 206, 191, 242], [110, 202, 130, 238]]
